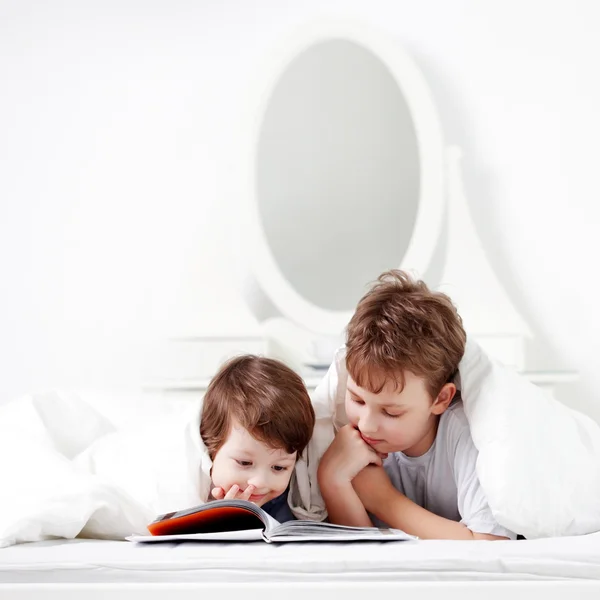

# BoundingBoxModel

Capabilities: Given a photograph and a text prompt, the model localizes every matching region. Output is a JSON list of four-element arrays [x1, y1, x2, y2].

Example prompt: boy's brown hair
[[200, 355, 315, 460], [346, 269, 466, 399]]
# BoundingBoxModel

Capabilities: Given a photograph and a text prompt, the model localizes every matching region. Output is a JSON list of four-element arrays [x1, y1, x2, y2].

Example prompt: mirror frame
[[236, 19, 445, 335]]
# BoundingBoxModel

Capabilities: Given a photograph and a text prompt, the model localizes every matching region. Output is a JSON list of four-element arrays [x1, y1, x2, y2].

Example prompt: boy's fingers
[[211, 487, 224, 500], [224, 484, 239, 499], [241, 484, 255, 501], [369, 452, 383, 467]]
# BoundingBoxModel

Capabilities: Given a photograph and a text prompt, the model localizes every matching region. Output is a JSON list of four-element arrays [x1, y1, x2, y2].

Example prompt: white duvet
[[314, 339, 600, 539], [0, 388, 327, 548], [1, 338, 599, 547]]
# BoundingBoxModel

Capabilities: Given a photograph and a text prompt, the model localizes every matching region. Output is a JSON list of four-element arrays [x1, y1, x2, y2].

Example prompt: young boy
[[200, 355, 315, 523], [317, 270, 516, 540]]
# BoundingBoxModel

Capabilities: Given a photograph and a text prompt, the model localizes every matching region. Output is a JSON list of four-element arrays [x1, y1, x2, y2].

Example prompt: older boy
[[317, 270, 515, 540], [200, 355, 315, 522]]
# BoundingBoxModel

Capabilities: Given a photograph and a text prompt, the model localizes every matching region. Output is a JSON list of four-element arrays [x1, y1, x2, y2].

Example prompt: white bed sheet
[[1, 533, 600, 583]]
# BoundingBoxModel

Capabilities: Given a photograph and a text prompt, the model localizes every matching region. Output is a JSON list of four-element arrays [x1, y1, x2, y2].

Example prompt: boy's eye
[[236, 460, 252, 467], [351, 396, 364, 405], [272, 465, 288, 472], [383, 411, 402, 418]]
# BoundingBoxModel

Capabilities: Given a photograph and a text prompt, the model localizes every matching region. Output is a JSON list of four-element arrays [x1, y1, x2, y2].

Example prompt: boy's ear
[[431, 383, 456, 415]]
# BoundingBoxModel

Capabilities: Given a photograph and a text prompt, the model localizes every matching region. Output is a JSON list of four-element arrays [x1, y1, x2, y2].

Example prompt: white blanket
[[458, 339, 600, 538], [310, 338, 600, 539], [1, 338, 599, 547], [0, 388, 328, 548]]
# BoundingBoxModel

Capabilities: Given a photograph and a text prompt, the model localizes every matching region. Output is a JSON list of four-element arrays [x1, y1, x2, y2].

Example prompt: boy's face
[[210, 421, 297, 507], [345, 371, 454, 457]]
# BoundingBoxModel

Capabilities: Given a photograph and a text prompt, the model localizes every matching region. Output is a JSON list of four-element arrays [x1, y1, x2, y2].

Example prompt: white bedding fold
[[307, 338, 600, 539], [1, 338, 599, 547]]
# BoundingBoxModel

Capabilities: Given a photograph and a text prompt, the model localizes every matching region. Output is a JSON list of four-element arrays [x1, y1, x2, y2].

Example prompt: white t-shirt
[[371, 400, 517, 539]]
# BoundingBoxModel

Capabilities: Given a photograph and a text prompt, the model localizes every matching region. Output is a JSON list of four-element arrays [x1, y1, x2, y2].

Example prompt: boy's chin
[[375, 442, 405, 455]]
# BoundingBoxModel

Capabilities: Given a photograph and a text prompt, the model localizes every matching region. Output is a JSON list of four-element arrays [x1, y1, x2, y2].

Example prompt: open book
[[128, 499, 417, 544]]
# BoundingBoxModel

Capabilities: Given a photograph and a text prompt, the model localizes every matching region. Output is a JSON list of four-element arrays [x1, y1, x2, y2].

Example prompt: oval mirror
[[257, 39, 420, 312], [238, 21, 445, 335]]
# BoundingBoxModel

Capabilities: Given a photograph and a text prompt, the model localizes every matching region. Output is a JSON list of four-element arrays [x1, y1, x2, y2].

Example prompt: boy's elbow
[[316, 462, 327, 489], [471, 531, 510, 541]]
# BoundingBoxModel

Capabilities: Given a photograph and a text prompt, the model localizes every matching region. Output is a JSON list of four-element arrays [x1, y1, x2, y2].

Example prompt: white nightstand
[[142, 369, 578, 404]]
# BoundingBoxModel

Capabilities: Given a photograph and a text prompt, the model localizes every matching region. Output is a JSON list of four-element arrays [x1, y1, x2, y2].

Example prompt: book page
[[267, 520, 417, 542], [128, 529, 264, 543]]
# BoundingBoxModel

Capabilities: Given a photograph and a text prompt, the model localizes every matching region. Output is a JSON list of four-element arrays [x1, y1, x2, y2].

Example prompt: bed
[[4, 371, 600, 600], [2, 534, 600, 599]]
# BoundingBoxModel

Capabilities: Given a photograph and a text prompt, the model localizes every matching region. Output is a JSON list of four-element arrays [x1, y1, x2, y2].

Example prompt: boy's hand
[[318, 424, 385, 486], [210, 484, 256, 502]]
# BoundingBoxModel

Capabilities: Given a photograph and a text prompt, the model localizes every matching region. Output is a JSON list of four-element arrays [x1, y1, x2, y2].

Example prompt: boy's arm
[[319, 480, 373, 527], [317, 424, 382, 528], [353, 466, 509, 540]]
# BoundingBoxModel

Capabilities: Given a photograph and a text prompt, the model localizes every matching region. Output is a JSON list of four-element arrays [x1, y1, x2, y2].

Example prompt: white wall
[[1, 0, 599, 419]]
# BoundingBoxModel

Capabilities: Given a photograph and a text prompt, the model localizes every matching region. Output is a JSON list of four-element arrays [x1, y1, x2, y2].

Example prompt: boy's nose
[[359, 414, 378, 435], [247, 474, 269, 491]]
